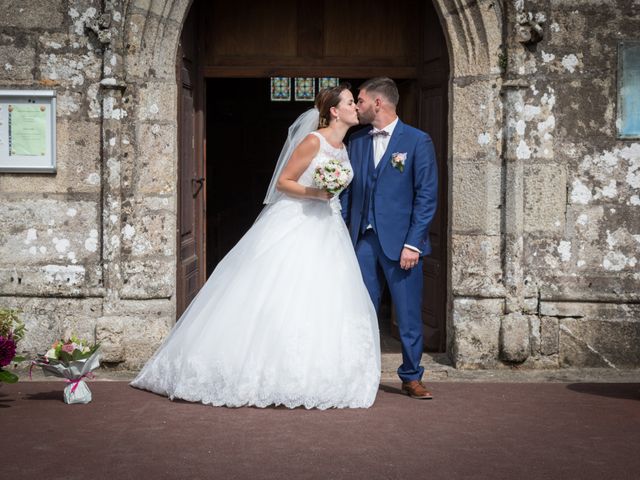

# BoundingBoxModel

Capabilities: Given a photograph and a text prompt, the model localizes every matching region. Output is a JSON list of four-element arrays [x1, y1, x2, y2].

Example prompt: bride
[[131, 83, 381, 409]]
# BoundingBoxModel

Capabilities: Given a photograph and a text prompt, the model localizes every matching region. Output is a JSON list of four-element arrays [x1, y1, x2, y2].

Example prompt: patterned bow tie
[[368, 129, 390, 137]]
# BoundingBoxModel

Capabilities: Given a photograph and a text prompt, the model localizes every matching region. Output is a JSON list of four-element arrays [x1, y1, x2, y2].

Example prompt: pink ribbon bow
[[65, 372, 95, 393]]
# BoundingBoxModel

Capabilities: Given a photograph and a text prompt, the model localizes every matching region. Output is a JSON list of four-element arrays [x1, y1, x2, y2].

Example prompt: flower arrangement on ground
[[0, 308, 26, 384], [31, 335, 100, 404]]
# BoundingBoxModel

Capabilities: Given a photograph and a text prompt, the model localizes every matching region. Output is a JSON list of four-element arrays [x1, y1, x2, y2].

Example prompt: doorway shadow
[[565, 383, 640, 401]]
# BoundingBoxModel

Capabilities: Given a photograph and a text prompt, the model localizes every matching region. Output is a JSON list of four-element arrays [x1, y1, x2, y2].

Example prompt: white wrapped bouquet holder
[[32, 348, 101, 404]]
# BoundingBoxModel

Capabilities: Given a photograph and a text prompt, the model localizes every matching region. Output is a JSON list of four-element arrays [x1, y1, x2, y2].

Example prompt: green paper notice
[[10, 104, 47, 156]]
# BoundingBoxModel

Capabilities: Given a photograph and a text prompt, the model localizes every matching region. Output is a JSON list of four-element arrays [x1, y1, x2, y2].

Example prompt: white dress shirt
[[372, 117, 399, 168], [367, 117, 421, 254]]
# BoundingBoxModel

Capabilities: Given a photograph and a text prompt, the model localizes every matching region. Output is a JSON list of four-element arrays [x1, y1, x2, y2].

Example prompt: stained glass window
[[318, 77, 340, 90], [294, 77, 315, 102], [270, 77, 342, 102], [618, 42, 640, 138], [270, 77, 291, 102]]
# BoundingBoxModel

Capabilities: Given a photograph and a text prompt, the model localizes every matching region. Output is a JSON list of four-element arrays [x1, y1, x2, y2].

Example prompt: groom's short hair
[[359, 77, 399, 106]]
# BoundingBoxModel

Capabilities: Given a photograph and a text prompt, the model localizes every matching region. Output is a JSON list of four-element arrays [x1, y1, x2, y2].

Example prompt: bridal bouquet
[[31, 335, 100, 404], [313, 159, 351, 195]]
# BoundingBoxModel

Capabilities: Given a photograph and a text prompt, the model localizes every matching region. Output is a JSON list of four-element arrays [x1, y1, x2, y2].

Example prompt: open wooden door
[[176, 5, 206, 318], [417, 0, 449, 352]]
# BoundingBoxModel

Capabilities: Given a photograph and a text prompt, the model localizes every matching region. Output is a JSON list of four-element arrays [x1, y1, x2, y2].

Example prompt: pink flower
[[0, 335, 17, 367], [61, 343, 75, 354]]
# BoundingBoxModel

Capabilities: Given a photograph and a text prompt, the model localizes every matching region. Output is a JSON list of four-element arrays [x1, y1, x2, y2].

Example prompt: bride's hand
[[312, 188, 333, 201]]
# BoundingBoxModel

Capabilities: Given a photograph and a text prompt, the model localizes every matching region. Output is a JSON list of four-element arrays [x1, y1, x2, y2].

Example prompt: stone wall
[[0, 0, 181, 367], [0, 0, 637, 369], [449, 0, 640, 369]]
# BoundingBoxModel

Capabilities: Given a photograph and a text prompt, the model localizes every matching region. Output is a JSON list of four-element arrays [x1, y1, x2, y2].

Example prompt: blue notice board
[[618, 42, 640, 139]]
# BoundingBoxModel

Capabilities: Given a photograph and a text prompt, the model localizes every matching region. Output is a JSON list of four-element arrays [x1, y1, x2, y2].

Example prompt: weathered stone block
[[0, 44, 35, 80], [523, 296, 538, 314], [499, 312, 530, 363], [503, 83, 556, 162], [96, 313, 173, 367], [451, 298, 503, 368], [131, 0, 191, 24], [0, 197, 100, 267], [124, 13, 180, 80], [440, 0, 503, 78], [451, 79, 502, 161], [529, 314, 541, 354], [560, 317, 640, 368], [135, 81, 178, 122], [0, 265, 87, 296], [102, 298, 175, 319], [134, 123, 177, 194], [96, 316, 126, 363], [38, 49, 101, 89], [451, 235, 505, 297], [524, 236, 573, 274], [451, 160, 502, 234], [121, 259, 175, 299], [121, 315, 172, 368], [540, 316, 559, 355], [0, 0, 64, 29], [524, 163, 567, 233], [554, 78, 616, 140], [538, 273, 640, 303], [120, 210, 174, 258], [567, 143, 640, 207], [547, 2, 624, 77]]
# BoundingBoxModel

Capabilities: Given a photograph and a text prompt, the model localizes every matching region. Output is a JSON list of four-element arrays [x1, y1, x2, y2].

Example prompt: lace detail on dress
[[131, 311, 380, 409]]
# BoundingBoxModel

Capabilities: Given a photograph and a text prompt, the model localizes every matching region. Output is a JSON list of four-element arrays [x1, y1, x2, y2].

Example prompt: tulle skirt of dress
[[130, 197, 381, 409]]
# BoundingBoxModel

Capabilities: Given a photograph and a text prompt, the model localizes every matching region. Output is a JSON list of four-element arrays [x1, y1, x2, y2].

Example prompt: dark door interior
[[205, 78, 368, 274]]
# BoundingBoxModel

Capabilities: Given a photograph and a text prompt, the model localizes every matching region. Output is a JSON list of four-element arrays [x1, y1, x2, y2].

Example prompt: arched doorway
[[176, 0, 449, 352]]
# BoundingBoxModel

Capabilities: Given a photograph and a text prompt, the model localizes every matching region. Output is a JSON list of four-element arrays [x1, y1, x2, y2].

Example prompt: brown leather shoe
[[401, 380, 433, 399]]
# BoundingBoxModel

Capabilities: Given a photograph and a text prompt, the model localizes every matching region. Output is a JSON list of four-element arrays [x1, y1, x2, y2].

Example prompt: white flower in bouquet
[[313, 159, 351, 195]]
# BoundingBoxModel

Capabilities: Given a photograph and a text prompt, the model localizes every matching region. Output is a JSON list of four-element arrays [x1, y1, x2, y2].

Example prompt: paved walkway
[[2, 377, 639, 480]]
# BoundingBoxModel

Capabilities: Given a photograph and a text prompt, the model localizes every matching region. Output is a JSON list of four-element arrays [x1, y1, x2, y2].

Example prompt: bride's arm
[[276, 135, 331, 200]]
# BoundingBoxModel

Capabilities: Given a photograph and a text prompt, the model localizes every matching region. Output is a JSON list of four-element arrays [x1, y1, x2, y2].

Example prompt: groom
[[341, 78, 438, 399]]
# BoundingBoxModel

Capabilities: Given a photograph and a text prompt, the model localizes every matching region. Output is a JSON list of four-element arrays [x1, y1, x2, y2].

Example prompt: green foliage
[[0, 369, 18, 383], [0, 308, 26, 342], [498, 52, 508, 72]]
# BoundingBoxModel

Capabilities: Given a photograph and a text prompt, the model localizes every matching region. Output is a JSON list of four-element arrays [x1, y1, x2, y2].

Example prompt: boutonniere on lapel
[[390, 152, 407, 172]]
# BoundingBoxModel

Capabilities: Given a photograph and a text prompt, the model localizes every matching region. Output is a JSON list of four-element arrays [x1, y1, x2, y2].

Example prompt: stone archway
[[119, 0, 506, 367]]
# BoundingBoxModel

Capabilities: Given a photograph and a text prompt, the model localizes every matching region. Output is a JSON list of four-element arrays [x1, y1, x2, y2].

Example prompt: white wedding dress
[[131, 132, 381, 409]]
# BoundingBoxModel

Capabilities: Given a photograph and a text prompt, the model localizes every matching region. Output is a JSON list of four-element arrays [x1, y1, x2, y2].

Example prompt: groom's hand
[[400, 248, 420, 270]]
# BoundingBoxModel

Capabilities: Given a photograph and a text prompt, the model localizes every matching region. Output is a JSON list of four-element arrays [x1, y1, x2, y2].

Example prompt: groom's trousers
[[355, 229, 424, 382]]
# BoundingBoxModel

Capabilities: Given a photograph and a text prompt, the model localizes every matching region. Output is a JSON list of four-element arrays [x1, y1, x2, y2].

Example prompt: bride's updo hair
[[315, 82, 352, 128]]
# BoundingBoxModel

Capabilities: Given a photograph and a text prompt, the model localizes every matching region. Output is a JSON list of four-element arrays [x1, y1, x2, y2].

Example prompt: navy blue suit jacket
[[341, 120, 438, 261]]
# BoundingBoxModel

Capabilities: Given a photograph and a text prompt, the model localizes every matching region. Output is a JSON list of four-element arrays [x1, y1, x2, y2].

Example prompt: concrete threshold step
[[12, 355, 640, 383], [381, 352, 453, 380]]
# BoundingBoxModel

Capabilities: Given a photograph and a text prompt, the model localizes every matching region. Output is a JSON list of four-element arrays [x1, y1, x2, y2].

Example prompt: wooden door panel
[[417, 0, 449, 353], [177, 5, 205, 318], [419, 86, 448, 353]]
